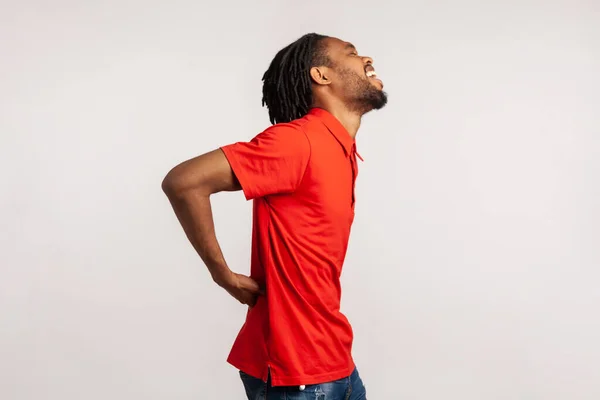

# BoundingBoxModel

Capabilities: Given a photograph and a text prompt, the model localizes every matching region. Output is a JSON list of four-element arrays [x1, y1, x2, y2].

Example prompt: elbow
[[161, 167, 208, 199], [161, 169, 182, 198]]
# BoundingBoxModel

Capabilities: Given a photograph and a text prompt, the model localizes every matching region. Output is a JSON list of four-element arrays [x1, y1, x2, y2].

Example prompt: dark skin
[[310, 37, 384, 138], [162, 37, 384, 307]]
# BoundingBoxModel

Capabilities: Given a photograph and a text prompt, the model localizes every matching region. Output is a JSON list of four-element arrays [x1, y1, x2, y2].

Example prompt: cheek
[[341, 60, 365, 77], [331, 66, 366, 93], [337, 67, 365, 83]]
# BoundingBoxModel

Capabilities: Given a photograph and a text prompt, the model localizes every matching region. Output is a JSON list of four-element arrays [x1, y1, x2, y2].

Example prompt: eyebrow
[[345, 43, 357, 51]]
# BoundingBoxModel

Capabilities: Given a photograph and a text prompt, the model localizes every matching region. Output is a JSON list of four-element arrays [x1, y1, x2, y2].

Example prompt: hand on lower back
[[218, 271, 264, 307]]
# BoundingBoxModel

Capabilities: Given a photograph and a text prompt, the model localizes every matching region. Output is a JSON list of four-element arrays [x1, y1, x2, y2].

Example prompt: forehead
[[323, 37, 356, 55]]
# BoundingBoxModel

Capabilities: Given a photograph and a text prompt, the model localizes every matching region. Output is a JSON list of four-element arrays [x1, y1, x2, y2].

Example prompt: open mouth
[[365, 67, 383, 87]]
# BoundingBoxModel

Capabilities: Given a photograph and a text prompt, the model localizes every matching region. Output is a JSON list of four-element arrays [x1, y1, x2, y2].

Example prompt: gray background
[[1, 0, 599, 399]]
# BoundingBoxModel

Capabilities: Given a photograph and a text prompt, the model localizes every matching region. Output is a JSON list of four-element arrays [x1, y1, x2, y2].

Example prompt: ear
[[310, 66, 332, 86]]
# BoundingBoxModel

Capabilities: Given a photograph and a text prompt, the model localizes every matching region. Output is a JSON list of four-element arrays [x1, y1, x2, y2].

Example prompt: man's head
[[262, 33, 387, 124]]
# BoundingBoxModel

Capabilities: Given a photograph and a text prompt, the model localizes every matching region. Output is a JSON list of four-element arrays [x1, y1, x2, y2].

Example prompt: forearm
[[166, 189, 231, 284]]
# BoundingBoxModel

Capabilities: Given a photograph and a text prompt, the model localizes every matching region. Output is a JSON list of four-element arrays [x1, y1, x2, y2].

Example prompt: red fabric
[[220, 108, 361, 386]]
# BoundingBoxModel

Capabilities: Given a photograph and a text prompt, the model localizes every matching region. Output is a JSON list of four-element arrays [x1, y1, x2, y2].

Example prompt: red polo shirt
[[220, 108, 362, 386]]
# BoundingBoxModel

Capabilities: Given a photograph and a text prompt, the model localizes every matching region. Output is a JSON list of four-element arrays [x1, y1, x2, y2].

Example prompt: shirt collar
[[309, 107, 360, 159]]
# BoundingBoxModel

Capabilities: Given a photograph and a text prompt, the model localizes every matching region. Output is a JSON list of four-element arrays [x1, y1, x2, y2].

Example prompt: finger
[[246, 294, 257, 308], [240, 275, 262, 294]]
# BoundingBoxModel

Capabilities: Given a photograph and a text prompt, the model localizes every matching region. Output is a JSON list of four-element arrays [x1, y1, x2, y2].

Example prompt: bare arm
[[162, 149, 262, 306]]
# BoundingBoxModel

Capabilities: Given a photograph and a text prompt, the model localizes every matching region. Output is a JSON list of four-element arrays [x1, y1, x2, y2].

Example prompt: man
[[162, 33, 387, 399]]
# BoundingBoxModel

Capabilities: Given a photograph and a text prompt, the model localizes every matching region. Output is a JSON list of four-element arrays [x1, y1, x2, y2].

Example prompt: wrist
[[210, 266, 233, 288]]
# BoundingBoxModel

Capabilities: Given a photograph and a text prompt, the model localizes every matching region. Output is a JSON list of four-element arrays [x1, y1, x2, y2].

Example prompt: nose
[[362, 56, 373, 65]]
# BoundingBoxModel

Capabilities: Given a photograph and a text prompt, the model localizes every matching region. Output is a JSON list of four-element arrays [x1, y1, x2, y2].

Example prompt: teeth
[[366, 70, 377, 78]]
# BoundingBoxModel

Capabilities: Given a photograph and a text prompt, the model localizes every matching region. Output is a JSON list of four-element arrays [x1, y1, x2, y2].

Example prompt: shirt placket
[[350, 143, 363, 207]]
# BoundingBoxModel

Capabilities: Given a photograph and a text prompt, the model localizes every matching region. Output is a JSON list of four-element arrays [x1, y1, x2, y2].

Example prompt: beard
[[337, 68, 388, 115]]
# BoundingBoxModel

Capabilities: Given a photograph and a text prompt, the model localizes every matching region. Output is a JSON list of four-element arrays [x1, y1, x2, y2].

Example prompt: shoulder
[[289, 113, 326, 139], [255, 119, 312, 150], [262, 118, 308, 137]]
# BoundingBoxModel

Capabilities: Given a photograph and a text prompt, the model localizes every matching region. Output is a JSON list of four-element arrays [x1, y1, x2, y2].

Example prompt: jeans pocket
[[239, 371, 266, 400], [317, 378, 350, 399]]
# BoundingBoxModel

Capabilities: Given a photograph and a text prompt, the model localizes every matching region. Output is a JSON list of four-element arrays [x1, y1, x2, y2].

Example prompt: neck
[[312, 98, 362, 139]]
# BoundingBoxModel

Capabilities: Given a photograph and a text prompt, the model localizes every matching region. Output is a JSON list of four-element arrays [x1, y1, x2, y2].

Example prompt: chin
[[371, 90, 388, 110], [350, 84, 388, 114]]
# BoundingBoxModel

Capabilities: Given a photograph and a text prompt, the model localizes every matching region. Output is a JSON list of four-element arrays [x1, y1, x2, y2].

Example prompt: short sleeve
[[220, 123, 310, 200]]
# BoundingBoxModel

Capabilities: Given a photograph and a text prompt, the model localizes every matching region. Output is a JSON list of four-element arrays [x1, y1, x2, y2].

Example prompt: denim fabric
[[239, 368, 367, 400]]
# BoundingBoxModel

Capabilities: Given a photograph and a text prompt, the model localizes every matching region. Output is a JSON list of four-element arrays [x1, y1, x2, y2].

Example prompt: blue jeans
[[239, 368, 367, 400]]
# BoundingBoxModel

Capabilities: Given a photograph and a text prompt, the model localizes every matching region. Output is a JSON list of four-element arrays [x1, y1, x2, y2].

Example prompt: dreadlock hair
[[261, 33, 331, 125]]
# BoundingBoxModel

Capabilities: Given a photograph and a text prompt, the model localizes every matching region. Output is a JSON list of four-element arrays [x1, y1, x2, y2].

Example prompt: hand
[[215, 270, 264, 307]]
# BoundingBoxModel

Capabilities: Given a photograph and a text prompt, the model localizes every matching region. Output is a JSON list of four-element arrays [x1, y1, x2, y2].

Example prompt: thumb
[[254, 280, 266, 295], [241, 275, 263, 294]]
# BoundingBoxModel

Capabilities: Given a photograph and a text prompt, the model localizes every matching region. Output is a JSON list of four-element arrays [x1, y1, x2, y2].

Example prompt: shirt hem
[[228, 358, 355, 387]]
